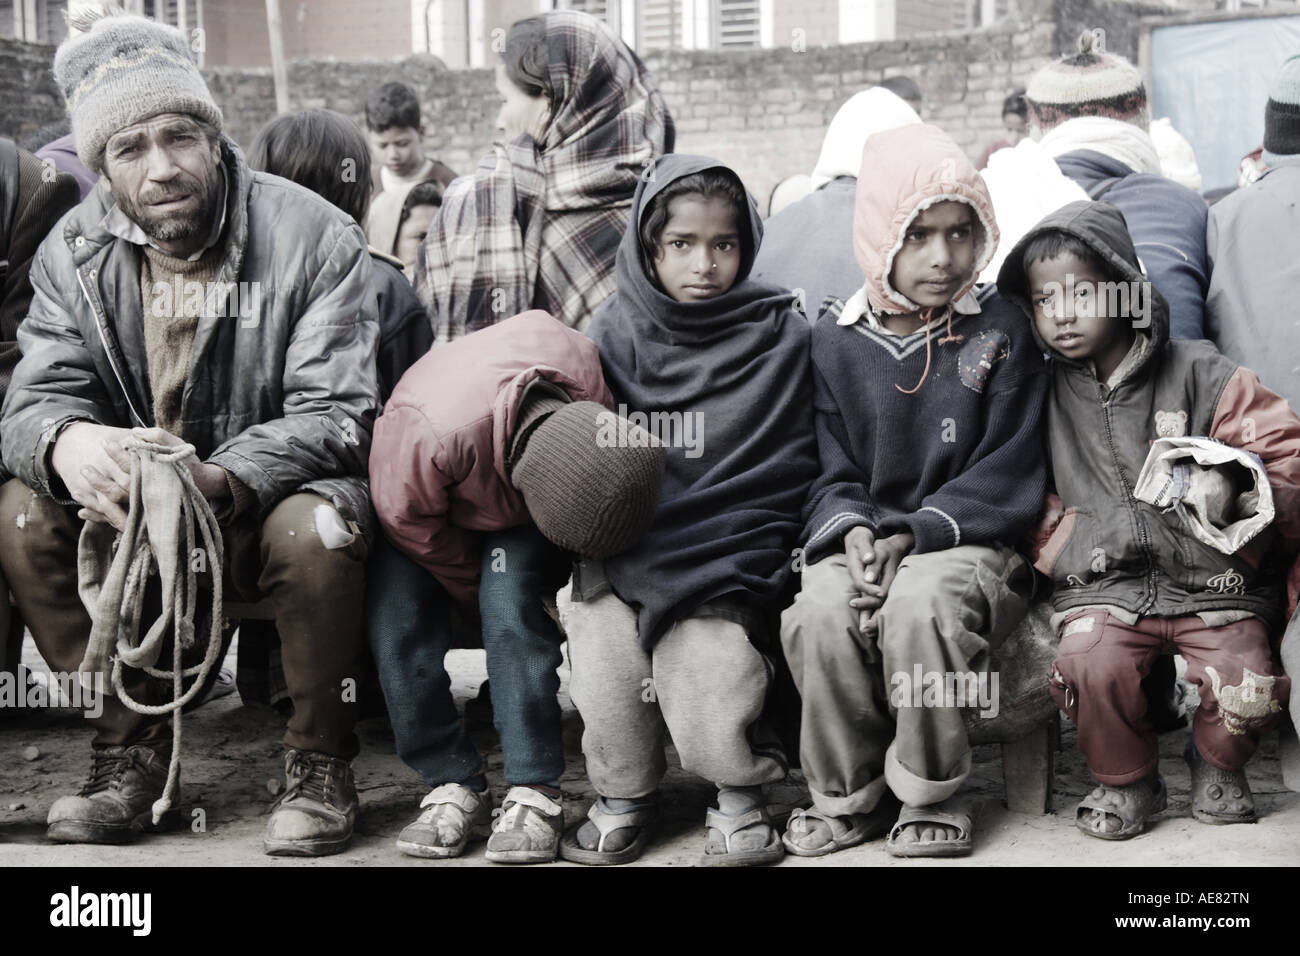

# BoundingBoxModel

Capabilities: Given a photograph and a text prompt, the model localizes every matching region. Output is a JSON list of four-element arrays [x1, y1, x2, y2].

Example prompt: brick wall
[[0, 36, 69, 148], [0, 0, 1173, 204]]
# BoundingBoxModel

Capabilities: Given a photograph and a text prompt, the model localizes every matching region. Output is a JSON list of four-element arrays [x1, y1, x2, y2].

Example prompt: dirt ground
[[2, 635, 1298, 867]]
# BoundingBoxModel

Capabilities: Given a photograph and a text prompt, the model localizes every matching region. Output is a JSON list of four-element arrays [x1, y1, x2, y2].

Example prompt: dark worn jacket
[[1, 138, 80, 404], [998, 200, 1300, 627], [0, 138, 379, 532]]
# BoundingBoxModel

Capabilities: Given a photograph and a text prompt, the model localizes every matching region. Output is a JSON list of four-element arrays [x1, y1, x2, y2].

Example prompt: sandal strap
[[889, 800, 973, 842], [786, 806, 851, 840], [419, 783, 482, 814], [502, 786, 563, 817], [585, 798, 656, 853], [704, 806, 771, 846]]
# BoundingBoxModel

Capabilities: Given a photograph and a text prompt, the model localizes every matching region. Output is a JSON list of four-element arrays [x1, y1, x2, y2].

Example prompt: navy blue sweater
[[802, 284, 1048, 564], [1055, 150, 1209, 342]]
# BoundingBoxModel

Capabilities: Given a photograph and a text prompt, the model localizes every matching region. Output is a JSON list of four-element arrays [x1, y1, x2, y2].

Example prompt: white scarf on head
[[809, 87, 922, 190], [1038, 116, 1162, 177]]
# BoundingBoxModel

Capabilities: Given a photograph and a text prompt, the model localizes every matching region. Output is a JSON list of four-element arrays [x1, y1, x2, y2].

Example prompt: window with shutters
[[3, 0, 70, 43], [637, 0, 680, 52], [714, 0, 759, 48], [559, 0, 621, 35]]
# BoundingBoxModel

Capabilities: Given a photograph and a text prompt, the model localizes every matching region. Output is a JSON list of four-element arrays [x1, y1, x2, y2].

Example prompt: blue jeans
[[478, 524, 570, 786], [365, 525, 570, 788], [365, 534, 482, 786]]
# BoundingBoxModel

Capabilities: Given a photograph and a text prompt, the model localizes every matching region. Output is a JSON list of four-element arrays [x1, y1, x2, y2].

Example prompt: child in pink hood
[[780, 124, 1047, 858]]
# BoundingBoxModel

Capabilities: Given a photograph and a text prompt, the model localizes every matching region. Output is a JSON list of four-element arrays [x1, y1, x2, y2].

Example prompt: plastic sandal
[[887, 798, 977, 857], [1074, 776, 1167, 841], [1185, 742, 1256, 825], [558, 796, 658, 866], [699, 805, 784, 867], [782, 798, 896, 857]]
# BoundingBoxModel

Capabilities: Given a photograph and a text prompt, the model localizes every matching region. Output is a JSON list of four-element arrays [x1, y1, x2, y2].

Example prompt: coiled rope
[[76, 439, 225, 824]]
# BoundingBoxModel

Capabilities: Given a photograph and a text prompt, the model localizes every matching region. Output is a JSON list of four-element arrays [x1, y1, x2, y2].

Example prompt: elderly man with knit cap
[[1205, 54, 1300, 414], [0, 8, 379, 855], [1026, 31, 1209, 340], [368, 310, 665, 863]]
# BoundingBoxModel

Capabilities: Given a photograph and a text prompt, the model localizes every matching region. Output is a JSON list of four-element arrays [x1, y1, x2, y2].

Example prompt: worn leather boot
[[47, 744, 172, 844], [264, 749, 358, 856]]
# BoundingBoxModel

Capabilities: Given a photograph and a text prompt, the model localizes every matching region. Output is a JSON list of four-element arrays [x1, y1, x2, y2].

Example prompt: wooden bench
[[965, 602, 1061, 814]]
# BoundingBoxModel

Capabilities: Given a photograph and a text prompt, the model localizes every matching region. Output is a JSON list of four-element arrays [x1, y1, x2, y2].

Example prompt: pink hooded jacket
[[369, 310, 613, 608], [853, 123, 999, 316]]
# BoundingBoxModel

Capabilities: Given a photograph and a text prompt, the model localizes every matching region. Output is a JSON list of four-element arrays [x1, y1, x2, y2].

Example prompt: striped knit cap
[[511, 401, 665, 559], [1026, 31, 1148, 134], [53, 6, 223, 173], [1263, 54, 1300, 165]]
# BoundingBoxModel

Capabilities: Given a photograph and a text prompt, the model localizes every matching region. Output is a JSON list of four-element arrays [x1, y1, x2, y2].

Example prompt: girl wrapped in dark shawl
[[585, 153, 820, 650], [557, 154, 819, 867]]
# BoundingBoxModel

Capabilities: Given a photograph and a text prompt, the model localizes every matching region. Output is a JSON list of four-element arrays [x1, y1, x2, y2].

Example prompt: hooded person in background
[[418, 10, 673, 340], [1026, 31, 1209, 341], [1204, 54, 1300, 414], [751, 87, 920, 320]]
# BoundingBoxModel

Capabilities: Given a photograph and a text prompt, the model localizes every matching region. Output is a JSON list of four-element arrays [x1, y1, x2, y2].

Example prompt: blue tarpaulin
[[1151, 16, 1300, 191]]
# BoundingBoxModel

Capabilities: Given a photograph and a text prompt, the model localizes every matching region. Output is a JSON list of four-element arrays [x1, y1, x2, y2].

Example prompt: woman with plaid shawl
[[417, 10, 675, 342]]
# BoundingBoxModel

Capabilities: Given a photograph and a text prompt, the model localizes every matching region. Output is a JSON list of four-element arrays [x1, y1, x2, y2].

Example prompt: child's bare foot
[[885, 798, 975, 857], [892, 821, 961, 844], [1075, 773, 1165, 840], [558, 795, 657, 865]]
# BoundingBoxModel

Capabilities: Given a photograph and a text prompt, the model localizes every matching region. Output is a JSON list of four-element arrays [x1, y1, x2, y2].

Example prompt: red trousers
[[1049, 610, 1289, 785]]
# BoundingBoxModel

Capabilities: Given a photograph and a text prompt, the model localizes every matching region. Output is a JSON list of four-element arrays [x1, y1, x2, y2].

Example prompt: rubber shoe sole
[[47, 808, 174, 845], [263, 833, 352, 857]]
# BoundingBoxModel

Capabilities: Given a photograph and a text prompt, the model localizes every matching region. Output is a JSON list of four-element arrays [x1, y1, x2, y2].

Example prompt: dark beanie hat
[[1263, 54, 1300, 166], [510, 401, 665, 558]]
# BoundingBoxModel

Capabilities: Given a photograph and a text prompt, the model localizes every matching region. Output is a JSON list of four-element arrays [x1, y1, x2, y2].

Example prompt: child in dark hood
[[558, 155, 819, 866], [780, 124, 1046, 859], [998, 199, 1300, 840]]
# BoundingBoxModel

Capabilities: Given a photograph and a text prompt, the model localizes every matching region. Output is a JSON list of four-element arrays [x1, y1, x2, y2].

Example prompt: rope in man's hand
[[76, 438, 226, 825]]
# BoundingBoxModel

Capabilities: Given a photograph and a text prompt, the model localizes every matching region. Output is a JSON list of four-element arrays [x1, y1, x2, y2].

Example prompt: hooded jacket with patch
[[800, 124, 1048, 565], [997, 200, 1300, 627], [369, 310, 612, 609], [0, 138, 379, 532]]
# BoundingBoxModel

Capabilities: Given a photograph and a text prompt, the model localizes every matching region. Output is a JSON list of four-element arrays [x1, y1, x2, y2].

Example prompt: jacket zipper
[[75, 263, 147, 428], [1097, 381, 1158, 613]]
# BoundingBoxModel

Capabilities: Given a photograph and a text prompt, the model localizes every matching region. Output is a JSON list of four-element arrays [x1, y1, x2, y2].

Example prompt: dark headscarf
[[587, 154, 819, 649]]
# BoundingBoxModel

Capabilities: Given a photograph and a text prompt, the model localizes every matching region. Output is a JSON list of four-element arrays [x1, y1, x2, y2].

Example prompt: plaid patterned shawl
[[418, 10, 674, 342]]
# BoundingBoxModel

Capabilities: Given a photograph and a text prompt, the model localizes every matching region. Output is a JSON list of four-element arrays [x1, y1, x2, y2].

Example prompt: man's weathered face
[[101, 113, 222, 253]]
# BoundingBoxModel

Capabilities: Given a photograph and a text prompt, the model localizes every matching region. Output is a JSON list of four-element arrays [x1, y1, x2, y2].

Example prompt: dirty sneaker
[[484, 786, 564, 864], [47, 743, 171, 844], [263, 749, 358, 857], [396, 782, 493, 859]]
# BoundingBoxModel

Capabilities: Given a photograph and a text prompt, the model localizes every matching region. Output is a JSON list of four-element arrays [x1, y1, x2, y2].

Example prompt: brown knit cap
[[510, 401, 665, 558]]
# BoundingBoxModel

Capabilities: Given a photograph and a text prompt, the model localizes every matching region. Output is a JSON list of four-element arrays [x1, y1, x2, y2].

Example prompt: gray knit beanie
[[1263, 54, 1300, 166], [53, 6, 223, 172], [510, 401, 665, 559]]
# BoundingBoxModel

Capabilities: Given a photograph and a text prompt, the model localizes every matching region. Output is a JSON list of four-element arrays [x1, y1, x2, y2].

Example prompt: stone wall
[[0, 36, 70, 149], [0, 0, 1172, 204]]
